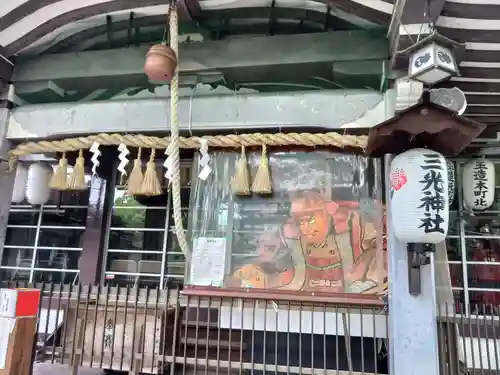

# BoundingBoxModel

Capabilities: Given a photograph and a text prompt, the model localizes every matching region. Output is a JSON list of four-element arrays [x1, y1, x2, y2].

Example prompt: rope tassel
[[69, 149, 87, 190], [232, 145, 250, 196], [251, 144, 272, 195], [127, 147, 144, 196], [141, 148, 162, 196], [49, 152, 70, 191]]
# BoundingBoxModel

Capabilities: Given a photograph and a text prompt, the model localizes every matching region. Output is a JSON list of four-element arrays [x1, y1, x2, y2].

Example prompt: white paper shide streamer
[[390, 149, 449, 244], [164, 142, 174, 184], [197, 139, 212, 180], [11, 164, 28, 203], [463, 158, 495, 211], [90, 142, 101, 176], [117, 143, 130, 181]]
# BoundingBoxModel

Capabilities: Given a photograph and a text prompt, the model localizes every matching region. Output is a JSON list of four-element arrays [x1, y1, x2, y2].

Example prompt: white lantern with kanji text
[[463, 159, 495, 211], [447, 160, 455, 206], [26, 163, 52, 205], [390, 149, 449, 244], [11, 164, 28, 203]]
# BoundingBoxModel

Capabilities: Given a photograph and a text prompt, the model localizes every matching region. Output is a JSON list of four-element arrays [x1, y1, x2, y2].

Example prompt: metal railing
[[2, 282, 499, 375], [1, 282, 389, 375], [437, 303, 500, 375]]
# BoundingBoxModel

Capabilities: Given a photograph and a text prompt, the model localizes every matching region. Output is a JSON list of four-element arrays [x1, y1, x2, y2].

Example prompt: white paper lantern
[[11, 164, 28, 203], [26, 163, 52, 205], [463, 159, 495, 211], [390, 148, 449, 244], [447, 160, 455, 206]]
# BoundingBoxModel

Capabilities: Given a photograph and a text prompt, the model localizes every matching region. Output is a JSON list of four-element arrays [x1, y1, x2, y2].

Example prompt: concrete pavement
[[33, 363, 106, 375]]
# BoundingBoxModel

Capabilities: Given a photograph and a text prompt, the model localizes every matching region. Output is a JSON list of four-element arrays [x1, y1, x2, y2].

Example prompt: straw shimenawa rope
[[7, 129, 366, 256], [9, 132, 367, 157]]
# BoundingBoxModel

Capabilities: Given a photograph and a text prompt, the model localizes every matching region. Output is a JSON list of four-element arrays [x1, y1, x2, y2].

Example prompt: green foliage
[[112, 195, 145, 229]]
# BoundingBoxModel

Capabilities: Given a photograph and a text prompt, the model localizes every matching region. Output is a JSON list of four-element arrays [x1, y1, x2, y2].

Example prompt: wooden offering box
[[62, 303, 176, 374]]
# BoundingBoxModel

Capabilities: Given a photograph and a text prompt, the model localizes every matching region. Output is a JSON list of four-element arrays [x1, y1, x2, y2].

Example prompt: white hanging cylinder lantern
[[407, 33, 461, 85], [11, 164, 28, 203], [390, 148, 449, 244], [26, 163, 53, 205], [463, 159, 495, 211], [447, 160, 455, 206]]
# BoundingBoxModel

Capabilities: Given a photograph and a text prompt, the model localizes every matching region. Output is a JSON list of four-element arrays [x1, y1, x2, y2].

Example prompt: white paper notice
[[0, 317, 15, 369], [0, 289, 17, 318], [190, 237, 227, 287]]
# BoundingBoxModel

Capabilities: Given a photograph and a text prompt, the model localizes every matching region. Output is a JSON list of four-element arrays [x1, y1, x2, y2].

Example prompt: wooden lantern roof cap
[[365, 92, 486, 157]]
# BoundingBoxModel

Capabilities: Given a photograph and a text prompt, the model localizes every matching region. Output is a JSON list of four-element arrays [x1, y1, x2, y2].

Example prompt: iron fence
[[437, 303, 500, 375], [1, 282, 389, 375], [1, 282, 499, 375]]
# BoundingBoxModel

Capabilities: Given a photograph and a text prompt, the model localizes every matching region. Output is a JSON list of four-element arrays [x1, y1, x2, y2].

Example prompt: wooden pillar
[[79, 148, 117, 285], [385, 154, 440, 375], [0, 85, 15, 265]]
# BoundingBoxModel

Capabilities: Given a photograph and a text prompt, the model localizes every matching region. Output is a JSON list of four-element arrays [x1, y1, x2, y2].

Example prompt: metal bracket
[[407, 243, 433, 296]]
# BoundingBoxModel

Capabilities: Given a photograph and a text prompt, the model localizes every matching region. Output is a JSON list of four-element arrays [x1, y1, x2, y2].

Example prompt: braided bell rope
[[168, 5, 191, 258], [8, 132, 368, 158]]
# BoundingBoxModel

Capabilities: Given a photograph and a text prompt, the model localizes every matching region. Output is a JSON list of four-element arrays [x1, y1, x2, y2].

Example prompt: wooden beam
[[6, 90, 389, 140], [0, 0, 198, 57], [441, 80, 500, 93], [465, 106, 500, 116], [463, 95, 500, 106], [41, 9, 358, 55], [12, 32, 387, 92], [463, 116, 500, 125], [178, 0, 201, 21], [0, 47, 13, 83], [320, 0, 391, 25], [0, 86, 14, 269]]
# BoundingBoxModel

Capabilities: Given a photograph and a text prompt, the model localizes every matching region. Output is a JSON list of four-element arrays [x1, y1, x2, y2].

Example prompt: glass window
[[103, 161, 191, 288], [0, 178, 89, 284], [186, 150, 386, 297]]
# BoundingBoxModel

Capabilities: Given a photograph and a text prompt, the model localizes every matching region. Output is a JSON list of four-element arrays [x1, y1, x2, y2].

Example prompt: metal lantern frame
[[404, 32, 464, 86]]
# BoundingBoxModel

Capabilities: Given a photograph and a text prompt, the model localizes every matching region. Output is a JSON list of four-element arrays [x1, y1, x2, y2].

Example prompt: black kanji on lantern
[[473, 161, 488, 207], [418, 153, 446, 234]]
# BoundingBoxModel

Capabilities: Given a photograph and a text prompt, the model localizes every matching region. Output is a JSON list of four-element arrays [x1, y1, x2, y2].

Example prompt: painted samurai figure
[[233, 190, 386, 294]]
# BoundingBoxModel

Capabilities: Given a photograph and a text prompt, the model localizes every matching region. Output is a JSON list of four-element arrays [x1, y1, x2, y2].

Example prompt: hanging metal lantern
[[406, 32, 462, 85], [390, 148, 449, 244], [26, 163, 52, 205], [144, 44, 177, 82], [447, 160, 455, 206], [11, 164, 28, 203], [463, 158, 495, 211]]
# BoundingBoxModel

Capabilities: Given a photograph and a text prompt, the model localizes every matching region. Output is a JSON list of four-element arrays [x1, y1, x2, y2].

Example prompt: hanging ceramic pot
[[144, 44, 177, 82]]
